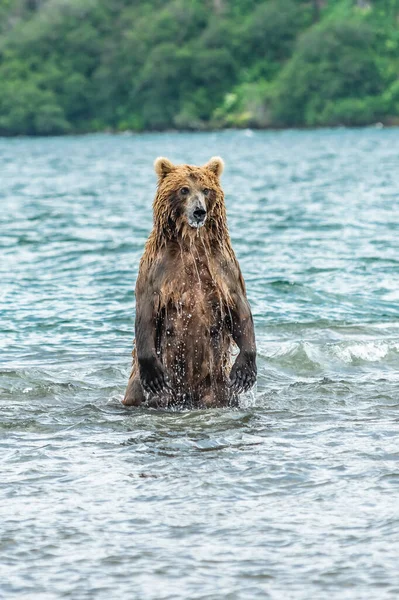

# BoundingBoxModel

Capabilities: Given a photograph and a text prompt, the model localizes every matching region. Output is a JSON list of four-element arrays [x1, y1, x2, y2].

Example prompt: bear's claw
[[229, 354, 257, 394], [139, 357, 170, 396]]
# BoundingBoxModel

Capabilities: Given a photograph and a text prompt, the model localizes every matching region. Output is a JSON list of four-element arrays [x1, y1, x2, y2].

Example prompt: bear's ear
[[204, 156, 224, 178], [154, 157, 175, 179]]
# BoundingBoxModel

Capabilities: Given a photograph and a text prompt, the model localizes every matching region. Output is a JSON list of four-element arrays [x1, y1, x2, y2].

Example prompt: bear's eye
[[203, 188, 210, 196], [180, 187, 190, 195]]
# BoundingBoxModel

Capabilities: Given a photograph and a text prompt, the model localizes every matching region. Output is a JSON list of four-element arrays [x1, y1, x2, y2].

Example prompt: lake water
[[1, 129, 399, 599]]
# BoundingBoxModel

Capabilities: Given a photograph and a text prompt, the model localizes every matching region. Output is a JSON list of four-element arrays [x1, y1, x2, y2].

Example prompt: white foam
[[331, 342, 391, 363]]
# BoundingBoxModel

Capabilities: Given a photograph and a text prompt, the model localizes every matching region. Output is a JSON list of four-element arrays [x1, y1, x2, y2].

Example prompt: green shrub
[[382, 79, 399, 115], [0, 79, 70, 135], [214, 81, 273, 128], [34, 103, 71, 135], [311, 96, 389, 127]]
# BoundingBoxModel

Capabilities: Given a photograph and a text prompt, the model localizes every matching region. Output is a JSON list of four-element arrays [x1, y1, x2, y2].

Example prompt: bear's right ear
[[154, 157, 175, 179], [204, 156, 224, 178]]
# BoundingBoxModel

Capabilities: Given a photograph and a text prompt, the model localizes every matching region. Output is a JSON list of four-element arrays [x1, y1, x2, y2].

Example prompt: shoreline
[[0, 121, 397, 139]]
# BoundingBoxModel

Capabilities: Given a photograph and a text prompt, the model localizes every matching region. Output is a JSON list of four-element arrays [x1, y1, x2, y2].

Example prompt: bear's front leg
[[228, 292, 257, 394], [134, 277, 170, 397]]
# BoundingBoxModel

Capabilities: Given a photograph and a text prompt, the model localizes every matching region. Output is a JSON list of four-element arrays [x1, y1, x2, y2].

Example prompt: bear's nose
[[193, 207, 206, 223]]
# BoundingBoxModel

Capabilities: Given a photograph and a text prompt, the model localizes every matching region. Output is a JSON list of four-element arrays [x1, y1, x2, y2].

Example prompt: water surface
[[1, 129, 399, 599]]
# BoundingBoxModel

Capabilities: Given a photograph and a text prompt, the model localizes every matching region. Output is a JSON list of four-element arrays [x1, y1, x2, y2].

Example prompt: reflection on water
[[1, 129, 399, 599]]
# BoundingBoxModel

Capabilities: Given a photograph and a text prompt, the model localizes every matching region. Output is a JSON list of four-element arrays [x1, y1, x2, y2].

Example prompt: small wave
[[330, 341, 398, 363], [259, 339, 399, 374]]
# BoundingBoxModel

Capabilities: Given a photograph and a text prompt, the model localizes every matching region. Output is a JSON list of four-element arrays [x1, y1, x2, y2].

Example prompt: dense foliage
[[1, 0, 399, 135]]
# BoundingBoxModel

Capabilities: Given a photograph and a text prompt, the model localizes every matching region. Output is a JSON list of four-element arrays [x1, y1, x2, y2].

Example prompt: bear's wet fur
[[123, 157, 256, 408]]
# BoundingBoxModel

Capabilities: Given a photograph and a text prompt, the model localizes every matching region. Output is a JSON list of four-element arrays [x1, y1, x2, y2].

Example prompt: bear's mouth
[[188, 217, 206, 229]]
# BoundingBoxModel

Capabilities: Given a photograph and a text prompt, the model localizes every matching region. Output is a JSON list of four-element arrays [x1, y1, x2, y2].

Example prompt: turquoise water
[[1, 129, 399, 599]]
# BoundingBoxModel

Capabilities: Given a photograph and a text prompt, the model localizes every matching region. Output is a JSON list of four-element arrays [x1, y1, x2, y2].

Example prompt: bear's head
[[153, 156, 226, 239]]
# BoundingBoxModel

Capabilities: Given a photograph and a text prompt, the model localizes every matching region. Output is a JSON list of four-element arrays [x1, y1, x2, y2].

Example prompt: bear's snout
[[188, 196, 207, 228], [193, 206, 206, 224]]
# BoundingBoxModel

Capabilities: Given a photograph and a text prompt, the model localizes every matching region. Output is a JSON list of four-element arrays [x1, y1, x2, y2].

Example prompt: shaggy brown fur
[[123, 156, 256, 408]]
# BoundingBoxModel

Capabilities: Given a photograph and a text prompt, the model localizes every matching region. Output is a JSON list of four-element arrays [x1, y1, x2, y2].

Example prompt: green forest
[[1, 0, 399, 135]]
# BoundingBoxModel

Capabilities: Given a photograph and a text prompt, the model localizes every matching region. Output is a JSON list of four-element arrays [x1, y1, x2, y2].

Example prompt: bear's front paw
[[139, 356, 170, 396], [229, 351, 257, 394]]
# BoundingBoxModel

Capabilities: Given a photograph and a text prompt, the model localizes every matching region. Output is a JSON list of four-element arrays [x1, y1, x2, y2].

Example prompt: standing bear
[[123, 156, 256, 408]]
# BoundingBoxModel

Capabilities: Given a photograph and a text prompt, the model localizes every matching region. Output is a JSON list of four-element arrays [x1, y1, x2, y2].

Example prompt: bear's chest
[[160, 292, 224, 346], [159, 251, 224, 297], [158, 255, 226, 335], [162, 269, 220, 319]]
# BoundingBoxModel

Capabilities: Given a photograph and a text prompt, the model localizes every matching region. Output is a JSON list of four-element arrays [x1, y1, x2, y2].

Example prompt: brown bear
[[123, 156, 256, 408]]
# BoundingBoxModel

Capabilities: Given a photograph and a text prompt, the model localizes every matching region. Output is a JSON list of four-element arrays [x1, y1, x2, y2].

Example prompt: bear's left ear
[[154, 157, 175, 179], [204, 156, 224, 178]]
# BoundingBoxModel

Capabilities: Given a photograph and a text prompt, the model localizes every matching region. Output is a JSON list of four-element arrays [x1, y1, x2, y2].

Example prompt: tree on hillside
[[312, 0, 325, 21], [0, 0, 398, 133], [273, 19, 386, 126]]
